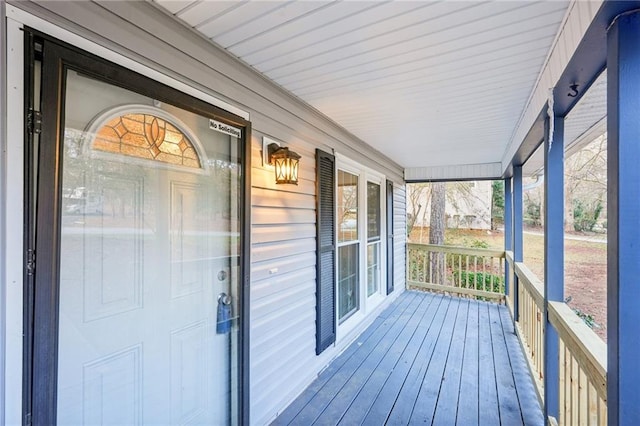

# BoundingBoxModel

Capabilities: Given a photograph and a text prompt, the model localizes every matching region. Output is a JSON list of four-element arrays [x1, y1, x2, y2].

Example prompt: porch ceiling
[[153, 1, 572, 175]]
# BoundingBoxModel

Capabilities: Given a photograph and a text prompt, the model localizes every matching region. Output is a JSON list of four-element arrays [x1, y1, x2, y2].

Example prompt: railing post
[[513, 167, 523, 323], [544, 112, 564, 423], [607, 11, 640, 425], [504, 178, 513, 311]]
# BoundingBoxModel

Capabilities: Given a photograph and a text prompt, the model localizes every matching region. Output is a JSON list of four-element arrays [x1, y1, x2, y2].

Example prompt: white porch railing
[[505, 252, 608, 426], [407, 243, 505, 301]]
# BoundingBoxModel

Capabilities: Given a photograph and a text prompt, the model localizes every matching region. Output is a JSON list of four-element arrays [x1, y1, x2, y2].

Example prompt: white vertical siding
[[5, 2, 406, 425]]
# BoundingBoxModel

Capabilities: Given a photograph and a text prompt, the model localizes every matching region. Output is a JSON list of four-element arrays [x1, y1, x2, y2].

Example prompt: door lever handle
[[216, 292, 232, 334], [218, 292, 231, 305]]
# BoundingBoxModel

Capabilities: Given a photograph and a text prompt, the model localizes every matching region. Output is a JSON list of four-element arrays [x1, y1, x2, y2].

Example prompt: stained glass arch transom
[[87, 105, 204, 169]]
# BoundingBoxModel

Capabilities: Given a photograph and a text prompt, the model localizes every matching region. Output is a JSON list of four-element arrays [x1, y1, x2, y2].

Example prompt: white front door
[[28, 37, 246, 425]]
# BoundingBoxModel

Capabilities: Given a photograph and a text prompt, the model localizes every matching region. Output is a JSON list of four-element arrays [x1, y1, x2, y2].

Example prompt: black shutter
[[386, 180, 395, 295], [316, 149, 336, 354]]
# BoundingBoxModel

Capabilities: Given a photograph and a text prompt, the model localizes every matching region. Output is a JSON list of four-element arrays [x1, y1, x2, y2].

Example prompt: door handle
[[216, 292, 232, 334]]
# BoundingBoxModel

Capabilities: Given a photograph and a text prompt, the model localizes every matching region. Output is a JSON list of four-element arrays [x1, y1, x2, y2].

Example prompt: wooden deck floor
[[272, 291, 543, 426]]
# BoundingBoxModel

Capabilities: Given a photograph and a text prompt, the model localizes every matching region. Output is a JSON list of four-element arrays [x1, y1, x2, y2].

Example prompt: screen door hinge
[[27, 109, 42, 135], [26, 249, 36, 276], [25, 412, 32, 426]]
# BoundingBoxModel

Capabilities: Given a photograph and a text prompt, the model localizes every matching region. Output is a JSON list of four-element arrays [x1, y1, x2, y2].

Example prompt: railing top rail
[[505, 250, 514, 263], [513, 261, 545, 308], [548, 301, 608, 401], [407, 243, 505, 258]]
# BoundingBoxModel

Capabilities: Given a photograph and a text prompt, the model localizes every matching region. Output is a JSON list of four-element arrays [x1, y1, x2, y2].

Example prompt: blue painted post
[[543, 114, 564, 423], [512, 167, 523, 322], [504, 178, 513, 297], [607, 11, 640, 425]]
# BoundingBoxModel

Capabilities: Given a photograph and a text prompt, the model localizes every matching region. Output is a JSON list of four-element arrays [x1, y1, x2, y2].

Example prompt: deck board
[[478, 302, 501, 425], [287, 294, 423, 425], [431, 298, 469, 425], [490, 303, 524, 425], [337, 293, 442, 425], [272, 291, 543, 426], [316, 293, 435, 424], [498, 305, 545, 426], [385, 297, 456, 425], [361, 295, 451, 425], [455, 299, 480, 424], [408, 297, 462, 423], [272, 292, 418, 425]]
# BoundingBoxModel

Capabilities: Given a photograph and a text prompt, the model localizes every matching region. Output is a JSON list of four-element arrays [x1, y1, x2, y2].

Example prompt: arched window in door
[[89, 106, 203, 169]]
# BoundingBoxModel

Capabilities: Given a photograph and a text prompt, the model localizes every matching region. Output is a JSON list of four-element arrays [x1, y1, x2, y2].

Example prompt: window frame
[[334, 155, 387, 339]]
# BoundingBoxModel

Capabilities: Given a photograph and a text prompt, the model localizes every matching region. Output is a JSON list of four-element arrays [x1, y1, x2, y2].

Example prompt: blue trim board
[[512, 168, 523, 323], [504, 178, 513, 297], [607, 10, 640, 425], [543, 115, 564, 422]]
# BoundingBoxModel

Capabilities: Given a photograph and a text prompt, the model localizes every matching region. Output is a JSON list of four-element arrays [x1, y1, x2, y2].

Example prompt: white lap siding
[[249, 135, 319, 422]]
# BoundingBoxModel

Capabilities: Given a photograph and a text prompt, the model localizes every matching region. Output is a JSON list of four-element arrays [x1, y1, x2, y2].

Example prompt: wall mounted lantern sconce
[[263, 137, 301, 185]]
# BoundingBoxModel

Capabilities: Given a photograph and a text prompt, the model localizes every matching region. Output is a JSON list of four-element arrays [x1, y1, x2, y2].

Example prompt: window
[[337, 170, 359, 322], [335, 158, 386, 333], [315, 152, 390, 350], [367, 181, 381, 297], [92, 110, 202, 168]]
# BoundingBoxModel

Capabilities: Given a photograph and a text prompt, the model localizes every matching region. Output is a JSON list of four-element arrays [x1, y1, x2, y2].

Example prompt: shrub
[[470, 239, 489, 249], [573, 199, 603, 232], [453, 271, 504, 293], [524, 201, 541, 227]]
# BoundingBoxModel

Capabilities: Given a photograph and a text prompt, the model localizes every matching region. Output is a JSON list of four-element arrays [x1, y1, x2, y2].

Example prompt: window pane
[[338, 243, 359, 322], [338, 170, 358, 242], [367, 242, 380, 297], [367, 181, 380, 240]]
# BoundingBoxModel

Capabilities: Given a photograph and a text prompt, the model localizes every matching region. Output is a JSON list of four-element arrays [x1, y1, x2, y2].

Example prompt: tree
[[491, 180, 504, 230], [564, 135, 607, 232], [406, 183, 430, 236], [429, 182, 446, 283]]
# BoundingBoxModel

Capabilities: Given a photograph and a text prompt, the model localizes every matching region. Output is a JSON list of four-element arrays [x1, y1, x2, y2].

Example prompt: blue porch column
[[504, 178, 513, 304], [607, 11, 640, 425], [543, 114, 564, 422], [512, 167, 523, 322]]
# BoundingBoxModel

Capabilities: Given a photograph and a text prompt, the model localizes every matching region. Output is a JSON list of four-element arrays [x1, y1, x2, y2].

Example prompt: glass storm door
[[27, 37, 247, 425]]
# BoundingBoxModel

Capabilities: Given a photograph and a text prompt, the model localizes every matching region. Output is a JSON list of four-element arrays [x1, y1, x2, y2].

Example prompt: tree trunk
[[564, 185, 574, 232], [429, 182, 446, 284]]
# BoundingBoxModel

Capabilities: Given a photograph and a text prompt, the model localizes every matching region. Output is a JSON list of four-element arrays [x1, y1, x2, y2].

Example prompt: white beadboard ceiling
[[153, 0, 589, 176]]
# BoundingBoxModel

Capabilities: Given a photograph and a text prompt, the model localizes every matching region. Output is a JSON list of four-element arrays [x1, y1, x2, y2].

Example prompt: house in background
[[1, 1, 639, 425], [408, 181, 494, 231]]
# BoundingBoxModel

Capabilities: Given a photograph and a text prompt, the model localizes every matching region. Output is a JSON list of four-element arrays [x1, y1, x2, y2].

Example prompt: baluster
[[465, 255, 470, 290], [457, 253, 462, 289], [572, 354, 579, 426], [559, 340, 565, 425], [587, 381, 598, 425], [482, 256, 487, 291], [579, 369, 588, 425], [490, 257, 494, 293]]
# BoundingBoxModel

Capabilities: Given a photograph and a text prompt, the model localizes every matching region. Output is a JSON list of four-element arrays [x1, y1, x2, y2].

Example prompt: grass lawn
[[409, 227, 608, 342]]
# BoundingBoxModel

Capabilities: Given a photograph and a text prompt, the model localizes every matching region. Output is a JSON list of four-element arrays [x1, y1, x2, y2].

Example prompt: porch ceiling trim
[[405, 162, 502, 182]]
